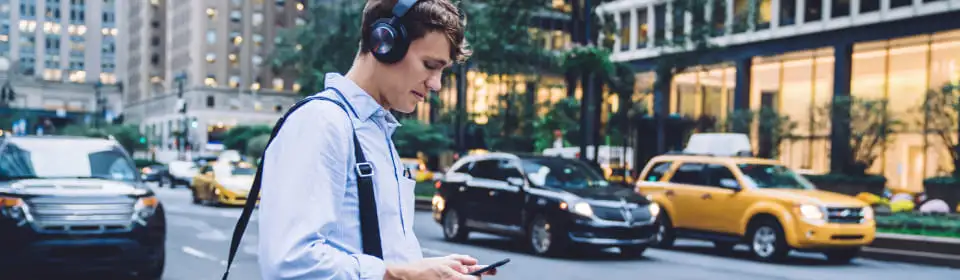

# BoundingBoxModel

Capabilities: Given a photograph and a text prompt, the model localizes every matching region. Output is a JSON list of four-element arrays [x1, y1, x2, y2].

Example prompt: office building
[[597, 0, 960, 191]]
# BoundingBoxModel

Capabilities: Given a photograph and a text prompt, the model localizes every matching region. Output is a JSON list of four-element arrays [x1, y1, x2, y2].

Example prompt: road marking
[[197, 229, 230, 241], [182, 246, 220, 262]]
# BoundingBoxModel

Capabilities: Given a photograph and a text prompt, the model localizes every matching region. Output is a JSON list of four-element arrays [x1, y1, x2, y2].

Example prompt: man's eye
[[424, 62, 441, 70]]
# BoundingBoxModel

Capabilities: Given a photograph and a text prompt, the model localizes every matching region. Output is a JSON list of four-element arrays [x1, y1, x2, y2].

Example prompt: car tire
[[619, 245, 648, 258], [527, 214, 568, 257], [652, 211, 676, 249], [159, 176, 171, 188], [442, 209, 469, 242], [748, 218, 790, 262], [191, 187, 201, 204], [824, 247, 860, 264], [135, 248, 165, 280]]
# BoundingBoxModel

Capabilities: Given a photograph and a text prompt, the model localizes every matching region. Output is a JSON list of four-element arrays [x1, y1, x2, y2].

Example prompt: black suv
[[432, 153, 660, 257], [0, 135, 166, 278]]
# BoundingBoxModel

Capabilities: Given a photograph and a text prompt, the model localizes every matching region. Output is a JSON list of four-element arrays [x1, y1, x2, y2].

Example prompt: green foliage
[[414, 181, 436, 198], [561, 45, 613, 78], [480, 91, 538, 152], [272, 0, 365, 95], [461, 0, 561, 75], [60, 124, 147, 155], [720, 107, 798, 158], [816, 96, 903, 176], [245, 134, 271, 163], [925, 176, 960, 185], [803, 173, 888, 184], [531, 97, 581, 152], [221, 125, 273, 154], [876, 213, 960, 238], [393, 118, 454, 158], [915, 81, 960, 176]]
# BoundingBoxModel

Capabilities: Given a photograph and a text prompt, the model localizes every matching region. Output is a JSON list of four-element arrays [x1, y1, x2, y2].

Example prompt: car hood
[[563, 185, 649, 204], [0, 178, 150, 196], [755, 188, 866, 207]]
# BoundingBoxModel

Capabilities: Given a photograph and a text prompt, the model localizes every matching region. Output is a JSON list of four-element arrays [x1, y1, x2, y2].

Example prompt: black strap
[[222, 89, 382, 280]]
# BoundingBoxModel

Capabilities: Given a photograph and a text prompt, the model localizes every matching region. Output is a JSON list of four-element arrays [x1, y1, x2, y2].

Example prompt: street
[[154, 187, 959, 280]]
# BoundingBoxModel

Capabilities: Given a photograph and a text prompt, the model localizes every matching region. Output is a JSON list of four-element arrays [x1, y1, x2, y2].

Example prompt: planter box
[[804, 174, 886, 197], [924, 179, 960, 212]]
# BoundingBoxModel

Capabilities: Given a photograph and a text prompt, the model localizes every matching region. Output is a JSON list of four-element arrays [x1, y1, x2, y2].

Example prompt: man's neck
[[345, 56, 390, 111]]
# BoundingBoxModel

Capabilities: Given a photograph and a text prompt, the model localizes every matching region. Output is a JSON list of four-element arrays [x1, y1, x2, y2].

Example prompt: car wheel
[[159, 176, 171, 188], [191, 187, 201, 204], [652, 212, 675, 249], [824, 247, 860, 264], [748, 218, 789, 262], [619, 245, 648, 258], [528, 215, 568, 257], [442, 209, 469, 242]]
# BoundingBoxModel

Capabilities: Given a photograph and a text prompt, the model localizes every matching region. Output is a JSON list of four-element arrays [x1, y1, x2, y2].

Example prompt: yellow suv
[[635, 154, 876, 263]]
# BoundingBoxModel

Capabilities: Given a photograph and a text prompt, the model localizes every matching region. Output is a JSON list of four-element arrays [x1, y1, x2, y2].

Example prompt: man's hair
[[360, 0, 471, 62]]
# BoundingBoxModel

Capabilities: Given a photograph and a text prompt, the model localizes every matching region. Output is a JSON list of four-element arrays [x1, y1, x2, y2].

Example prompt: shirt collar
[[323, 73, 401, 129]]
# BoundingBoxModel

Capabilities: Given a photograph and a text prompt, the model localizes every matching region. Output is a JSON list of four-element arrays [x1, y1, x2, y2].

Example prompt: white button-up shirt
[[258, 73, 423, 279]]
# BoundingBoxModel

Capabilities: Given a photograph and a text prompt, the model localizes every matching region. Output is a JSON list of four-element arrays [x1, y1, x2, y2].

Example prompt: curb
[[415, 197, 431, 211], [862, 232, 960, 268]]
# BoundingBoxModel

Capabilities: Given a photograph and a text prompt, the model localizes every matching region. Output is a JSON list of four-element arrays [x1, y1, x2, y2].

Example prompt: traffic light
[[139, 136, 147, 144]]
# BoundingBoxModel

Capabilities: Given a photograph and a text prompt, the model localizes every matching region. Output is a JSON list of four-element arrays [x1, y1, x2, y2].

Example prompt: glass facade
[[666, 28, 960, 191]]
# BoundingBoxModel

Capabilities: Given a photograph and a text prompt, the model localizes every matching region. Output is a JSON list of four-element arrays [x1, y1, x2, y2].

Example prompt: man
[[257, 0, 494, 279]]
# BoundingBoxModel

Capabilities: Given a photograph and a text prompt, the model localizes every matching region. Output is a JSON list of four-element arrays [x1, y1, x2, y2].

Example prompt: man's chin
[[394, 104, 417, 114]]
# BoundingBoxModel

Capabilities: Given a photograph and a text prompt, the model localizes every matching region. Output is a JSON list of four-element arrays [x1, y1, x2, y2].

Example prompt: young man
[[257, 0, 494, 279]]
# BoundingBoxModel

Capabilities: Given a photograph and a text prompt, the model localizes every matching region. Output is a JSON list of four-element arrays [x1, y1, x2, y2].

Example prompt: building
[[118, 0, 304, 161], [597, 0, 960, 191], [0, 0, 124, 131]]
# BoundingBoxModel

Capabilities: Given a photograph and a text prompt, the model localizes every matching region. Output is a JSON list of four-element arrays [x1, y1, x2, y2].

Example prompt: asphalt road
[[154, 187, 960, 280]]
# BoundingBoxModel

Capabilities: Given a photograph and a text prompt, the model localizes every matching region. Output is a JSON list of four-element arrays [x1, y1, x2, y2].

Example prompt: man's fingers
[[446, 254, 479, 265], [467, 265, 497, 276]]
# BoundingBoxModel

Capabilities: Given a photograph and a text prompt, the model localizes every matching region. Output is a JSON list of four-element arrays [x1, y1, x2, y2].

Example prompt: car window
[[668, 163, 707, 185], [520, 158, 610, 190], [0, 140, 137, 181], [454, 161, 473, 174], [738, 163, 815, 190], [470, 159, 502, 181], [498, 159, 523, 180], [644, 161, 673, 182], [704, 164, 737, 188]]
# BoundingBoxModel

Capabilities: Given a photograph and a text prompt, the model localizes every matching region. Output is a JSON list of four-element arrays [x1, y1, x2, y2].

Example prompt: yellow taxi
[[190, 161, 259, 206], [400, 158, 434, 182], [635, 153, 876, 263]]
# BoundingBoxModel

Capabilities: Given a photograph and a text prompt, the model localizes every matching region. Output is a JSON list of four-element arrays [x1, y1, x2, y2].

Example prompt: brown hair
[[360, 0, 471, 63]]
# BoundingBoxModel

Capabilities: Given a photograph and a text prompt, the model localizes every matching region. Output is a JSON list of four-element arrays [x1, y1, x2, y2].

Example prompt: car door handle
[[665, 190, 675, 196], [701, 193, 712, 199], [459, 186, 467, 192], [489, 190, 497, 196]]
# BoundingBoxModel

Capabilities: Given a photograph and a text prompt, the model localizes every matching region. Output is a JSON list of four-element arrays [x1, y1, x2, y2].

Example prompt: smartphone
[[469, 258, 510, 276]]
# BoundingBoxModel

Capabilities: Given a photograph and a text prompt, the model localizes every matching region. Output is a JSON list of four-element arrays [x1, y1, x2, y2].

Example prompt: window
[[206, 95, 215, 107], [704, 164, 737, 188], [204, 74, 217, 86], [668, 163, 706, 185], [206, 8, 216, 20], [230, 10, 241, 22], [150, 36, 160, 46], [644, 161, 673, 182], [205, 53, 215, 63], [0, 140, 137, 182], [229, 76, 239, 88], [272, 78, 283, 90], [468, 160, 500, 180], [206, 29, 217, 43], [252, 12, 263, 26], [252, 55, 263, 66]]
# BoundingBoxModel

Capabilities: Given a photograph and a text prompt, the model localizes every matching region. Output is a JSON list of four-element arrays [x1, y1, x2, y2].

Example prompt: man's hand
[[385, 254, 483, 280]]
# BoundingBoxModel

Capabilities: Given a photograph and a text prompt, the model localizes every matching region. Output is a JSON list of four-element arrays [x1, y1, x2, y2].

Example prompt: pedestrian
[[222, 0, 497, 279]]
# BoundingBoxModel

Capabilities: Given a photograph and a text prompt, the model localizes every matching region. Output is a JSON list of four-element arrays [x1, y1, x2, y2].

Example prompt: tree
[[916, 82, 960, 177], [221, 125, 273, 155], [245, 134, 271, 164], [816, 96, 903, 176], [720, 107, 798, 158], [393, 118, 454, 158], [531, 97, 581, 153], [272, 0, 364, 95]]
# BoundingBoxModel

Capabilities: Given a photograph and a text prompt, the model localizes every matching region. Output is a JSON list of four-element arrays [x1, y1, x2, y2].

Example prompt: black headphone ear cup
[[369, 18, 409, 64]]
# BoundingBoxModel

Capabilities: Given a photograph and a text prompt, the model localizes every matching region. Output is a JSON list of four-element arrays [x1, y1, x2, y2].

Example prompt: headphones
[[368, 0, 421, 64]]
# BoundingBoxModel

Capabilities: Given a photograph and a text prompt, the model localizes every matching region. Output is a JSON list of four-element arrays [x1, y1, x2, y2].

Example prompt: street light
[[0, 57, 14, 107], [174, 72, 188, 160]]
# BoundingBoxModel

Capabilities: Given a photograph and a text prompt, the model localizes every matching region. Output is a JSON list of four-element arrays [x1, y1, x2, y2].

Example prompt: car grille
[[826, 207, 864, 224], [592, 204, 652, 223], [25, 196, 136, 233]]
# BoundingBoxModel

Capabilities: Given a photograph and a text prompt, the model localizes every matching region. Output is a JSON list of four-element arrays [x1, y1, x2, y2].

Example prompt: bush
[[804, 173, 887, 196], [876, 212, 960, 238]]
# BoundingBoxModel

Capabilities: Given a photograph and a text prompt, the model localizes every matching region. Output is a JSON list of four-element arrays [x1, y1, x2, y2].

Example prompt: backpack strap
[[221, 88, 382, 280]]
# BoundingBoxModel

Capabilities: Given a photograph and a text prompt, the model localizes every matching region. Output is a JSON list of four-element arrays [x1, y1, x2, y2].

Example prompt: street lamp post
[[0, 57, 14, 108], [93, 82, 104, 128], [175, 72, 188, 160]]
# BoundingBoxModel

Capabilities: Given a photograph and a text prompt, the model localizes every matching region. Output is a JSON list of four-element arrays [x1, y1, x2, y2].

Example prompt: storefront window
[[671, 65, 735, 120]]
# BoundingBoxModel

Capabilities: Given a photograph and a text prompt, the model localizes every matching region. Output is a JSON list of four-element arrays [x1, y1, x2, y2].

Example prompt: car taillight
[[434, 180, 442, 189]]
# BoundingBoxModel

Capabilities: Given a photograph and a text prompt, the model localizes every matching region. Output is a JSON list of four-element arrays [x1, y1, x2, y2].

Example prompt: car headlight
[[648, 202, 661, 219], [862, 206, 874, 220], [571, 202, 594, 217], [0, 196, 26, 221], [132, 196, 159, 225], [797, 204, 825, 220]]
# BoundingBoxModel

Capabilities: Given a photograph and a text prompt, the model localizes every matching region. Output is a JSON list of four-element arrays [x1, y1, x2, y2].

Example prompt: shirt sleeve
[[257, 101, 386, 280]]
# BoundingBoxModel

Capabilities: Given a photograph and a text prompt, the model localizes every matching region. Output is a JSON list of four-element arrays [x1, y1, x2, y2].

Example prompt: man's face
[[378, 31, 451, 113]]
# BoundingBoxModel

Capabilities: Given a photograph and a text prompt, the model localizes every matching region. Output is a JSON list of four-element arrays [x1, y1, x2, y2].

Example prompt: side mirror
[[506, 177, 524, 187], [719, 178, 740, 190]]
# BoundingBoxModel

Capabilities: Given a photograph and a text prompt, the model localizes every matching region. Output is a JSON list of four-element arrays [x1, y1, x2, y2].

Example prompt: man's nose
[[426, 73, 442, 92]]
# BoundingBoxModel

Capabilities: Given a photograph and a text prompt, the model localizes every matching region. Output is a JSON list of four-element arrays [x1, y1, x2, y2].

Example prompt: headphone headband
[[392, 0, 419, 18]]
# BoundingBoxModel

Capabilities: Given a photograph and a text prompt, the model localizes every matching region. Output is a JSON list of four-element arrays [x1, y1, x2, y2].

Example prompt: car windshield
[[231, 166, 256, 175], [521, 158, 610, 190], [737, 164, 815, 190], [0, 138, 138, 182]]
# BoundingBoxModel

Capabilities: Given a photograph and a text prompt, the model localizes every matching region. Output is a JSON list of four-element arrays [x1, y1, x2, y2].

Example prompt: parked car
[[635, 153, 875, 263], [140, 164, 167, 183], [163, 160, 198, 188], [0, 135, 166, 278], [433, 152, 660, 257]]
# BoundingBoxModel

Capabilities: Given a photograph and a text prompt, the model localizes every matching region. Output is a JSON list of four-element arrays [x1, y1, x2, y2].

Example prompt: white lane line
[[182, 246, 220, 262], [421, 247, 454, 257]]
